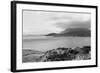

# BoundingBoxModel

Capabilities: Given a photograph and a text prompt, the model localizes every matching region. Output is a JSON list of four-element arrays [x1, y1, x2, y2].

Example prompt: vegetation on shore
[[22, 46, 91, 63], [39, 46, 91, 62]]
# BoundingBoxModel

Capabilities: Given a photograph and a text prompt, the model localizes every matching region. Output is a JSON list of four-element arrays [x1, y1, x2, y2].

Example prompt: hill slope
[[46, 28, 90, 37]]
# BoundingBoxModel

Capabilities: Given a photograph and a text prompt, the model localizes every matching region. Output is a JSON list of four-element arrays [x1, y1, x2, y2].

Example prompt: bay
[[23, 36, 90, 52]]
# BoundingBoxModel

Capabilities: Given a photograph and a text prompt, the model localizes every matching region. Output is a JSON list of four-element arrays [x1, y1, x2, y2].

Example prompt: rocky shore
[[22, 46, 91, 62], [38, 46, 91, 62]]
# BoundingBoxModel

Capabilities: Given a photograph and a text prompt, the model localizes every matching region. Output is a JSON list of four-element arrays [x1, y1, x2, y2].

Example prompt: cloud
[[54, 19, 90, 30], [23, 10, 91, 35]]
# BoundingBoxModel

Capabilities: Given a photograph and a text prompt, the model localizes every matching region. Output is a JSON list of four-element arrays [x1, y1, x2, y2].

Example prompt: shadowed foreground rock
[[39, 46, 91, 62]]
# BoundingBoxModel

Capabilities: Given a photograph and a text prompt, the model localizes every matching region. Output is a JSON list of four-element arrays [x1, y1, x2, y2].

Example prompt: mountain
[[46, 28, 90, 37], [46, 33, 57, 36]]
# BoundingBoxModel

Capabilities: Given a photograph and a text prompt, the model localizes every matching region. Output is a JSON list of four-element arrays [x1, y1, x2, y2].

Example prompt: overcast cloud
[[23, 10, 91, 35]]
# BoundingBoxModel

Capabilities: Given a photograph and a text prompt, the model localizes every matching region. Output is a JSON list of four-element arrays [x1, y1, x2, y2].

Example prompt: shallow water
[[23, 36, 90, 52]]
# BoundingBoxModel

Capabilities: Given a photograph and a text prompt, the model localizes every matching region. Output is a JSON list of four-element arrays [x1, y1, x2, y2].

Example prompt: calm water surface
[[23, 36, 90, 52]]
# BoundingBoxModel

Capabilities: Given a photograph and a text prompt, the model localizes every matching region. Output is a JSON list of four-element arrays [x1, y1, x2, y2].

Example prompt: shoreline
[[22, 46, 91, 63]]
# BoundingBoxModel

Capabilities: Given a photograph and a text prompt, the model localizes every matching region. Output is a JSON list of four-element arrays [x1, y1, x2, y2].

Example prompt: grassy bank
[[22, 46, 91, 63]]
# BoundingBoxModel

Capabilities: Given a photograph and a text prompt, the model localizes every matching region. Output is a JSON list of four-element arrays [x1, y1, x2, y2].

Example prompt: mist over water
[[23, 36, 90, 52]]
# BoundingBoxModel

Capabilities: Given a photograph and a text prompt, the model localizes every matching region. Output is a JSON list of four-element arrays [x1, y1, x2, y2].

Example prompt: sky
[[23, 10, 91, 35]]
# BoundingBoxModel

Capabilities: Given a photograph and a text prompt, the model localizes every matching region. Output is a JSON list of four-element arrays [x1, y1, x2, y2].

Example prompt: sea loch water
[[23, 36, 90, 52]]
